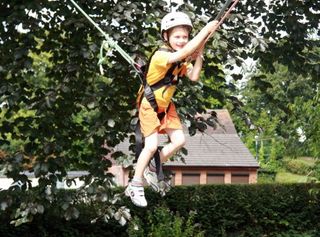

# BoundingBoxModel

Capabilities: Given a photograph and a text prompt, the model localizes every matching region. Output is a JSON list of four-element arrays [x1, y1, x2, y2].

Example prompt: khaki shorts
[[139, 102, 182, 137]]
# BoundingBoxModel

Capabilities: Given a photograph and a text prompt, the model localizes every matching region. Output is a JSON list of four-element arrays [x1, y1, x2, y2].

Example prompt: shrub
[[127, 206, 205, 237], [284, 158, 314, 175], [1, 184, 319, 236]]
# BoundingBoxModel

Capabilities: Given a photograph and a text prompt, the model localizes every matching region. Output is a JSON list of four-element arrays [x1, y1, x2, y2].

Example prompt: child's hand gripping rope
[[188, 0, 240, 62]]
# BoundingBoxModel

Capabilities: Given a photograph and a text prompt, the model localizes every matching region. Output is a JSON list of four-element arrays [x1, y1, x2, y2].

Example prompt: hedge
[[1, 183, 319, 237]]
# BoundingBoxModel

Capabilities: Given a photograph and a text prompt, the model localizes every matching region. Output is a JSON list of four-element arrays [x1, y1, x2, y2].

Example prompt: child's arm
[[167, 20, 219, 64]]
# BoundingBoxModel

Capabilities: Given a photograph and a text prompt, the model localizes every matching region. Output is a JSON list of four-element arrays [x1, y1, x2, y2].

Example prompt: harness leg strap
[[154, 148, 164, 181], [135, 120, 164, 181], [135, 120, 143, 160]]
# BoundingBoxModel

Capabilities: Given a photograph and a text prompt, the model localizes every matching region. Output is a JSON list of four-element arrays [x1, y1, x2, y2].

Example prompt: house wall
[[107, 166, 258, 186], [0, 167, 257, 190], [166, 167, 258, 185], [108, 165, 130, 186]]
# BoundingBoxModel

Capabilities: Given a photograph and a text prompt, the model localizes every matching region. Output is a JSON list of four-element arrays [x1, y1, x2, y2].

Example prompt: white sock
[[132, 177, 143, 186]]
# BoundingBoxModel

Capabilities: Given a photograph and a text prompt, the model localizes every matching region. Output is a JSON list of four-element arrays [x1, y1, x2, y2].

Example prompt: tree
[[1, 0, 319, 225], [0, 0, 228, 225], [231, 61, 319, 172], [228, 0, 320, 164]]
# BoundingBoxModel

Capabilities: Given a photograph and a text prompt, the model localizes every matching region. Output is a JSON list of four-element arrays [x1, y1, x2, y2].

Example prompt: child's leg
[[126, 131, 158, 207], [134, 131, 158, 178], [160, 128, 185, 163], [144, 128, 185, 194]]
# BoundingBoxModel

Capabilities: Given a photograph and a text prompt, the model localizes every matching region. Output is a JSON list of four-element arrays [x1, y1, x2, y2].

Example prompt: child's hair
[[166, 25, 192, 38]]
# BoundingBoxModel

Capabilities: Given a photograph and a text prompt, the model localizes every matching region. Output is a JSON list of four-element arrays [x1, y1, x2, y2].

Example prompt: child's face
[[166, 26, 189, 51]]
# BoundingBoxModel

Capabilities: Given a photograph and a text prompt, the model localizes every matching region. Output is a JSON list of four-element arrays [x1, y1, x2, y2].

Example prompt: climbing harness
[[135, 47, 185, 181]]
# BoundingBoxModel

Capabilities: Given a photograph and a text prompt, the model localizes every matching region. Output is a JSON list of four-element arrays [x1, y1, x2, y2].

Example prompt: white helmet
[[161, 12, 193, 39]]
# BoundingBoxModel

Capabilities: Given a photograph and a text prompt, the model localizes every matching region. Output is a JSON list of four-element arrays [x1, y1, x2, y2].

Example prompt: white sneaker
[[143, 166, 161, 193], [125, 183, 147, 207]]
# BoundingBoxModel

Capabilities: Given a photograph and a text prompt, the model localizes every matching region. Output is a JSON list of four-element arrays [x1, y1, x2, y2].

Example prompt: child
[[125, 12, 219, 207]]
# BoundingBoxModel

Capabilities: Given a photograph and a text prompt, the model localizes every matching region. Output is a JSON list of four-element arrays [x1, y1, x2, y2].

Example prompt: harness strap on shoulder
[[149, 62, 181, 91]]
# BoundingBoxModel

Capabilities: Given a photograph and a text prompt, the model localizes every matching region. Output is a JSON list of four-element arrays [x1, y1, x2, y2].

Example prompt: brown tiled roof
[[205, 109, 238, 134], [116, 109, 259, 168], [164, 133, 259, 168], [165, 109, 259, 168]]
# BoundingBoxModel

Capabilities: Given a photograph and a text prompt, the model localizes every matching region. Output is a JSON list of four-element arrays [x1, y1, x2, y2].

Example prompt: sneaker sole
[[144, 170, 160, 192]]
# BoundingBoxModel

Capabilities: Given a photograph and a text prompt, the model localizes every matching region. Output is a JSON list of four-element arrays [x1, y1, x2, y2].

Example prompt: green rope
[[69, 0, 138, 72]]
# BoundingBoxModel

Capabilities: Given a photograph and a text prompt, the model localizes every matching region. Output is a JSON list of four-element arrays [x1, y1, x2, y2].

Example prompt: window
[[207, 173, 224, 184], [182, 173, 200, 185], [231, 173, 249, 184]]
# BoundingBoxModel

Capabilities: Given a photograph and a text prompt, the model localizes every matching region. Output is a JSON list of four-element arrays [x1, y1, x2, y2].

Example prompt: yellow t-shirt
[[141, 49, 191, 108]]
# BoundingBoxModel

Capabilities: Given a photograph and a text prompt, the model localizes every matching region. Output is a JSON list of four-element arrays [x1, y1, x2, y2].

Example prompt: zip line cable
[[214, 0, 235, 21], [186, 0, 240, 62], [199, 0, 240, 50]]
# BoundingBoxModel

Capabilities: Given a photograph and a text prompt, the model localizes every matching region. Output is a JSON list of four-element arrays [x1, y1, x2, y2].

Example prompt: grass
[[259, 157, 318, 183], [296, 157, 316, 166], [276, 157, 318, 183], [275, 171, 310, 183]]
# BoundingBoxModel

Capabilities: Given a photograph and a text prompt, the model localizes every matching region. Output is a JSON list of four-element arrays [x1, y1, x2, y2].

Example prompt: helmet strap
[[162, 41, 174, 51]]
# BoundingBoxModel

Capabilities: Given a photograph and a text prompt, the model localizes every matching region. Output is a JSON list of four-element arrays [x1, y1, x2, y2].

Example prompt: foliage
[[1, 184, 319, 236], [229, 0, 320, 168], [127, 206, 205, 237], [283, 157, 316, 176], [231, 61, 319, 172], [0, 0, 319, 225], [163, 184, 320, 237], [292, 91, 320, 159], [253, 0, 320, 80]]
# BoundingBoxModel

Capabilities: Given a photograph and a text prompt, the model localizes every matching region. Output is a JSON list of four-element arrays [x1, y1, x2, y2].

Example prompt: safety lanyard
[[69, 0, 143, 82]]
